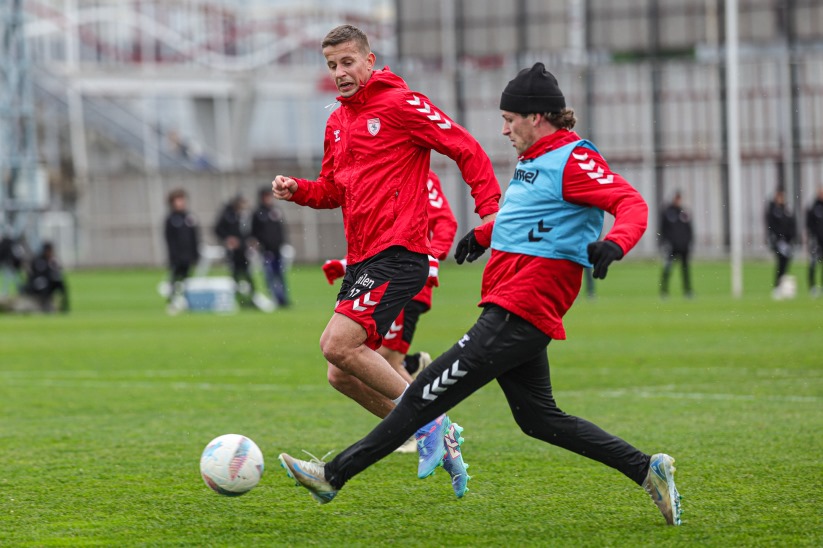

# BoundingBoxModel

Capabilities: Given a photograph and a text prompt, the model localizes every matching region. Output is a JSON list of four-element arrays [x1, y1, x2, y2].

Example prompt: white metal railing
[[24, 0, 395, 72]]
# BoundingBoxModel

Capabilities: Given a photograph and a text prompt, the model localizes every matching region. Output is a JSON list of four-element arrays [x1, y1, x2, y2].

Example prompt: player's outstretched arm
[[562, 147, 647, 255], [403, 91, 501, 220]]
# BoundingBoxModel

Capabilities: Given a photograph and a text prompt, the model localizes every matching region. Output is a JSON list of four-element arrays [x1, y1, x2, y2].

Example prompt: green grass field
[[1, 260, 821, 546]]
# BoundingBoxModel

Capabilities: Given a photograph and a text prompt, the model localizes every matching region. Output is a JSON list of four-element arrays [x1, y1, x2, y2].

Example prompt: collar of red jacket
[[337, 66, 408, 106], [519, 129, 582, 161]]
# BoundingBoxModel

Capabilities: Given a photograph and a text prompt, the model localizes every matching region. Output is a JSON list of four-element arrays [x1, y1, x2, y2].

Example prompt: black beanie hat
[[499, 62, 566, 114]]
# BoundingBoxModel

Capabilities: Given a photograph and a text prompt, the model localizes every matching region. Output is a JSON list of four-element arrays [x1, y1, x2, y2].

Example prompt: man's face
[[323, 41, 375, 98], [501, 111, 539, 155]]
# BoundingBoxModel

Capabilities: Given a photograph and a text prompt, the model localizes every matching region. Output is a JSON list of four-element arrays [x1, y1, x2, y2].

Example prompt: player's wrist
[[474, 224, 493, 248]]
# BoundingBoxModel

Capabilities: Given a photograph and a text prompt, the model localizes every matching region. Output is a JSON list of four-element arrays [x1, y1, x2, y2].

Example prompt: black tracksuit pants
[[325, 305, 651, 490]]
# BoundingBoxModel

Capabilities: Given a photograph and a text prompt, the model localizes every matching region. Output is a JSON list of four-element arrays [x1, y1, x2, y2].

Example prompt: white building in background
[[12, 0, 823, 267]]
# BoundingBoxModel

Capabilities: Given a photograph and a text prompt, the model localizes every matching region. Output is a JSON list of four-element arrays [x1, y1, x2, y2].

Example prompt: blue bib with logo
[[491, 139, 605, 266]]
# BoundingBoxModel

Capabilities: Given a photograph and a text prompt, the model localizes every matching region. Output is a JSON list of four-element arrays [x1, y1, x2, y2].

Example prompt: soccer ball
[[200, 434, 264, 496]]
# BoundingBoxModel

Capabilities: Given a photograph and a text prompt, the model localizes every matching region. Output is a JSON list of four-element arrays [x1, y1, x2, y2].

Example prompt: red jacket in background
[[413, 170, 458, 308], [289, 68, 500, 264], [476, 129, 648, 340]]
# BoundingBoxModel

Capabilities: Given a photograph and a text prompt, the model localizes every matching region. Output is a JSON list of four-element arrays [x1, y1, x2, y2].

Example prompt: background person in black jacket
[[659, 191, 694, 298], [22, 241, 69, 313], [0, 229, 25, 297], [765, 188, 797, 296], [164, 189, 200, 308], [806, 187, 823, 296], [251, 186, 289, 307], [214, 194, 255, 306]]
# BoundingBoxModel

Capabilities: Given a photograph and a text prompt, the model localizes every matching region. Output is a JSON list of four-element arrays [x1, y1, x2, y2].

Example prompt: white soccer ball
[[200, 434, 264, 496]]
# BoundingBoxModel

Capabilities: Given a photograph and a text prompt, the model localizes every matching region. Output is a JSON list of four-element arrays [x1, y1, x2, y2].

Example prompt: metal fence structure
[[10, 0, 823, 267], [398, 0, 823, 259], [412, 53, 823, 259]]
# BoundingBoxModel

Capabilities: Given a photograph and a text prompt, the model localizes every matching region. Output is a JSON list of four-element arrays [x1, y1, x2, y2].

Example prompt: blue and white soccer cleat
[[642, 453, 682, 525], [416, 414, 447, 479], [441, 417, 470, 498], [278, 452, 338, 504]]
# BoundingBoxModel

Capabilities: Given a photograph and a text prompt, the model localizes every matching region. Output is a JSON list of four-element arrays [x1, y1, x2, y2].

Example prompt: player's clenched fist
[[272, 175, 298, 200]]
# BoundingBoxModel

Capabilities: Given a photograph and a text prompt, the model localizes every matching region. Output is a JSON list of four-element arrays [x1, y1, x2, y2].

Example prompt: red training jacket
[[289, 68, 500, 264], [475, 129, 648, 339]]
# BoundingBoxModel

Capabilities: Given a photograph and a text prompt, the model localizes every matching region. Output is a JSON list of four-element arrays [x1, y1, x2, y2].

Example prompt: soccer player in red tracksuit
[[321, 170, 458, 379], [279, 63, 683, 526], [272, 25, 500, 496]]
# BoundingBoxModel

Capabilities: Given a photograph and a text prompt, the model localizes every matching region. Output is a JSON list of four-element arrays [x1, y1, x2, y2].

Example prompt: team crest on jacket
[[367, 118, 381, 136]]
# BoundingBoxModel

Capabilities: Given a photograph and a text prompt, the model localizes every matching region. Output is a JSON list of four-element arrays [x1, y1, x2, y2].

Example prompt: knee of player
[[318, 330, 335, 357], [512, 406, 567, 435], [319, 332, 359, 366], [511, 413, 538, 437], [320, 340, 349, 366]]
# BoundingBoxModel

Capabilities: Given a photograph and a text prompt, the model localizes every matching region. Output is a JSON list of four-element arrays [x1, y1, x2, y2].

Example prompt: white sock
[[391, 384, 409, 406]]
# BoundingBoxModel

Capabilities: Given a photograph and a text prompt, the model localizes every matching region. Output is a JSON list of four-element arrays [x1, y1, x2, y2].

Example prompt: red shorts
[[334, 246, 428, 350], [381, 300, 429, 354]]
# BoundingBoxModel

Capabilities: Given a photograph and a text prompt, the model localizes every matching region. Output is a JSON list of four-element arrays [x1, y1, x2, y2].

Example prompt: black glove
[[454, 229, 488, 264], [587, 240, 624, 279]]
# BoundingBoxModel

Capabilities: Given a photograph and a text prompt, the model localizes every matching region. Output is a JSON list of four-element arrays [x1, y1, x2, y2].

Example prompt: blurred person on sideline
[[659, 191, 694, 298], [320, 170, 458, 452], [271, 24, 500, 495], [765, 188, 797, 299], [164, 189, 200, 312], [214, 194, 255, 306], [0, 229, 25, 297], [22, 241, 69, 313], [805, 187, 823, 296], [251, 186, 290, 308], [278, 63, 681, 527]]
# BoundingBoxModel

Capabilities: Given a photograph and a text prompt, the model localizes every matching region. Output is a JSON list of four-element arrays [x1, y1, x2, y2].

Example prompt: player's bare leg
[[326, 347, 412, 417], [320, 313, 408, 401], [378, 346, 413, 382], [327, 363, 395, 418]]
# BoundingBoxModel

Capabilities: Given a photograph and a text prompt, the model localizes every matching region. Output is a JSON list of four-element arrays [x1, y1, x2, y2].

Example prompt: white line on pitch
[[564, 388, 819, 404], [0, 368, 286, 379], [0, 378, 325, 392], [1, 378, 818, 403]]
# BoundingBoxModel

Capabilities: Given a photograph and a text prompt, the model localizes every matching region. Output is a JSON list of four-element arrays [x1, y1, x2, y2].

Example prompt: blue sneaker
[[278, 452, 338, 504], [442, 417, 470, 498], [642, 453, 682, 525], [416, 414, 447, 479]]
